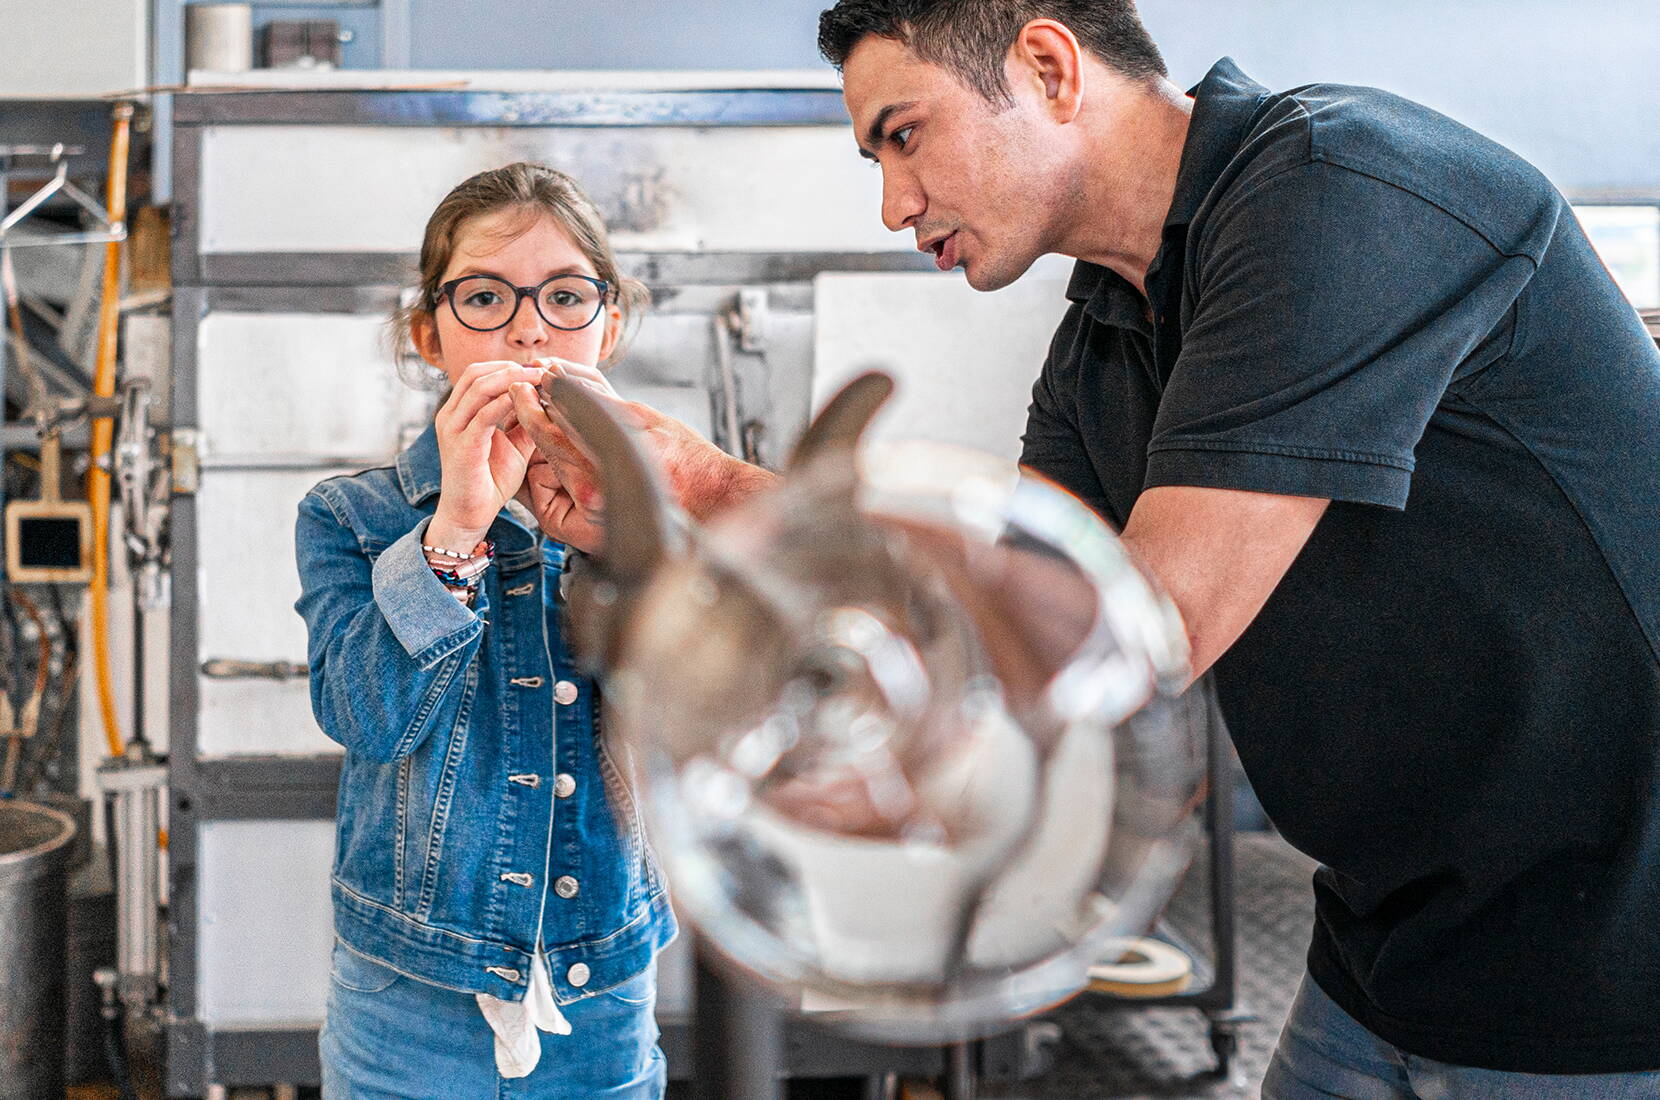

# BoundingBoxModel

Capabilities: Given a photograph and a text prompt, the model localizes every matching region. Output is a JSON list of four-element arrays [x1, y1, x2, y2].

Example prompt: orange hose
[[89, 102, 134, 759]]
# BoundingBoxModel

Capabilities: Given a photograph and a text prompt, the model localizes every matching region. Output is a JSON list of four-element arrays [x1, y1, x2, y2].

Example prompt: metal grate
[[986, 832, 1317, 1099]]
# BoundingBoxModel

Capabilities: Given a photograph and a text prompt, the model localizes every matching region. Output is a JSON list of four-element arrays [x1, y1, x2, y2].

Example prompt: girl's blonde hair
[[391, 162, 648, 375]]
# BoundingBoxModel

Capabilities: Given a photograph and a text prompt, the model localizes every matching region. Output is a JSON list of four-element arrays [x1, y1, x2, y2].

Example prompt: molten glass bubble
[[602, 440, 1204, 1042]]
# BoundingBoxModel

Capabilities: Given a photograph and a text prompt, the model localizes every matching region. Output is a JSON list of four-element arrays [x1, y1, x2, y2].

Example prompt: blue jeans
[[1264, 976, 1660, 1099], [320, 941, 666, 1099]]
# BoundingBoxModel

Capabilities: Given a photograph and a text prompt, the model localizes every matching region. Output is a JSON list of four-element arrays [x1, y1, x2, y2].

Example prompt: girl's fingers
[[442, 364, 543, 433], [536, 356, 621, 399], [456, 392, 518, 445], [508, 383, 561, 450]]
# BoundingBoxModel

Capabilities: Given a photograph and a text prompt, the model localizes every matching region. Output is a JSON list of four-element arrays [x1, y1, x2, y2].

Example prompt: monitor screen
[[16, 515, 84, 569]]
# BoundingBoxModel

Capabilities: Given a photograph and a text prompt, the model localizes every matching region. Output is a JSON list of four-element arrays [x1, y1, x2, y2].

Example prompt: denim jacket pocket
[[595, 737, 657, 897], [598, 967, 656, 1007], [330, 941, 403, 994]]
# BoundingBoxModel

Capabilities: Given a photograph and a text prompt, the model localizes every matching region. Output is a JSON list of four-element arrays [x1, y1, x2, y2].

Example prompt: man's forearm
[[677, 450, 779, 522]]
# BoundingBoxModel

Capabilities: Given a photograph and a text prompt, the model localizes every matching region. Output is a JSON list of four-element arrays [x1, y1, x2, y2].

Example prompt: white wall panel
[[198, 678, 338, 758], [812, 260, 1074, 465], [196, 313, 432, 463], [198, 125, 900, 255], [196, 468, 353, 758], [197, 820, 336, 1026], [0, 0, 146, 98]]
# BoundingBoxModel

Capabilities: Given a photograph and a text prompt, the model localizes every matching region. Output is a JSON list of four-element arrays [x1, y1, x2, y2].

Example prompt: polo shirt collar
[[1164, 57, 1271, 231], [1067, 57, 1271, 324]]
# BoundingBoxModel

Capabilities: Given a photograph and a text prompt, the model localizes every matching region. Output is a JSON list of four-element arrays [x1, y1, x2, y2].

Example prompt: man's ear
[[411, 309, 443, 368], [1011, 19, 1085, 124]]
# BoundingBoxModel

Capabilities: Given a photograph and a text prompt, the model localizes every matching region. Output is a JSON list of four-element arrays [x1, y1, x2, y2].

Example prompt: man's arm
[[1119, 485, 1329, 683], [507, 380, 776, 551]]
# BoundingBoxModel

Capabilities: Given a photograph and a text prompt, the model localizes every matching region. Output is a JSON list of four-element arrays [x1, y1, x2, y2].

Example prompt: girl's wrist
[[426, 509, 491, 556]]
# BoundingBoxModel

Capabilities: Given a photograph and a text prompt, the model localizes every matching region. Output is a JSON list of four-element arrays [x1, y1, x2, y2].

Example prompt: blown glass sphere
[[603, 440, 1204, 1041]]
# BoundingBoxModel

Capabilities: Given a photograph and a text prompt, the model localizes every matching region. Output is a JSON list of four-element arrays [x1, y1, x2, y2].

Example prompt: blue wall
[[409, 0, 1659, 197]]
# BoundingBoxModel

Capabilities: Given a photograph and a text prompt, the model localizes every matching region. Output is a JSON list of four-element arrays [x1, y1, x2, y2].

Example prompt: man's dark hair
[[818, 0, 1166, 105]]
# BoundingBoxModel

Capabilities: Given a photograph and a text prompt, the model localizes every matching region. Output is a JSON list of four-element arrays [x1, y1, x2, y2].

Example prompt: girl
[[296, 162, 675, 1098]]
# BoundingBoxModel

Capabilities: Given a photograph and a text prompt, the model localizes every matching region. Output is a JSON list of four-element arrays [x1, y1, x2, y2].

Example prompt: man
[[511, 1, 1660, 1094]]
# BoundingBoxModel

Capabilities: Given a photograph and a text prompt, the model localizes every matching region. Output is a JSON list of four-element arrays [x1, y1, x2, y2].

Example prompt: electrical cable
[[0, 595, 17, 793], [18, 589, 75, 793], [87, 102, 134, 759], [0, 588, 52, 792]]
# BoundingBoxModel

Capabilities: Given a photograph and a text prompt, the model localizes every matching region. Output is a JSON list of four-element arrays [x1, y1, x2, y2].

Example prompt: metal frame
[[169, 87, 856, 128], [163, 85, 1013, 1097], [1084, 687, 1246, 1074]]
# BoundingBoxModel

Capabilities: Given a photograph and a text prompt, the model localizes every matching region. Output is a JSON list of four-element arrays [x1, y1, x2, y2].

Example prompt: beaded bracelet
[[422, 539, 493, 561], [428, 556, 493, 585], [423, 539, 494, 605]]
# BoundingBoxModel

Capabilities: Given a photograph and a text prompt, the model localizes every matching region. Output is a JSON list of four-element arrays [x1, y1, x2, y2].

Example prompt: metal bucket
[[0, 800, 78, 1099]]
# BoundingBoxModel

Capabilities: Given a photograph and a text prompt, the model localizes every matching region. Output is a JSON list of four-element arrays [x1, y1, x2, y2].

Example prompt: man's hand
[[519, 448, 605, 553], [505, 361, 777, 549], [1118, 485, 1330, 683]]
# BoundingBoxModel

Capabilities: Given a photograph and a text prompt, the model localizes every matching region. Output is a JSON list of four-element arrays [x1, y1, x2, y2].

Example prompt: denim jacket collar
[[396, 424, 444, 506]]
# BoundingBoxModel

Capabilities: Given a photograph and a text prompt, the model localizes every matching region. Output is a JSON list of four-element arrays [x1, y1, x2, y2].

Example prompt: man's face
[[842, 34, 1064, 292]]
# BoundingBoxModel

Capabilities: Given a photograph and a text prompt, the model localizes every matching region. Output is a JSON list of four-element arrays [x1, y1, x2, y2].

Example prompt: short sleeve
[[1147, 161, 1535, 509], [1020, 302, 1122, 525], [1020, 305, 1090, 483]]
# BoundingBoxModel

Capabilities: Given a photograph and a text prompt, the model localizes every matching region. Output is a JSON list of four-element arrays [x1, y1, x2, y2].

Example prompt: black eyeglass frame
[[433, 273, 612, 332]]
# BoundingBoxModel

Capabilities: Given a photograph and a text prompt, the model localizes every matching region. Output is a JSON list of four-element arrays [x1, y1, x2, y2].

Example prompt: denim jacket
[[294, 425, 674, 1006]]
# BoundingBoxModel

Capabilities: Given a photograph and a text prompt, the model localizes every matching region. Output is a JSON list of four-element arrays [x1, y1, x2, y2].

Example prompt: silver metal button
[[554, 875, 580, 899], [553, 773, 576, 798], [567, 963, 590, 987], [553, 680, 579, 705]]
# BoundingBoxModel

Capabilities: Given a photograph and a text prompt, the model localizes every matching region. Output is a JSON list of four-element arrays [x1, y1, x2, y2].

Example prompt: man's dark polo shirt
[[1022, 58, 1660, 1073]]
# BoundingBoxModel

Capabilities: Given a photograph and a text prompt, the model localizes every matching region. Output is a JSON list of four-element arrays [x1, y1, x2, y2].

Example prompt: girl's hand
[[427, 360, 545, 550]]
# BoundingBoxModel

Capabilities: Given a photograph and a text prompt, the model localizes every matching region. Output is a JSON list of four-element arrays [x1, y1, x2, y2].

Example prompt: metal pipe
[[711, 309, 743, 457], [943, 1042, 978, 1100], [89, 101, 134, 759], [98, 748, 165, 1011], [692, 939, 782, 1100]]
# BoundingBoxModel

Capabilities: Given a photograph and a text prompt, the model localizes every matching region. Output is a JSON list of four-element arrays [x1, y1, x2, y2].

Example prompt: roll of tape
[[1086, 936, 1193, 998], [185, 3, 254, 74]]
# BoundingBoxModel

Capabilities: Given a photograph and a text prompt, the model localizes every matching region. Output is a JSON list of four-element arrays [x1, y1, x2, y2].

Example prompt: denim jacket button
[[553, 773, 576, 798], [554, 875, 580, 899], [567, 963, 590, 987], [553, 680, 579, 705]]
